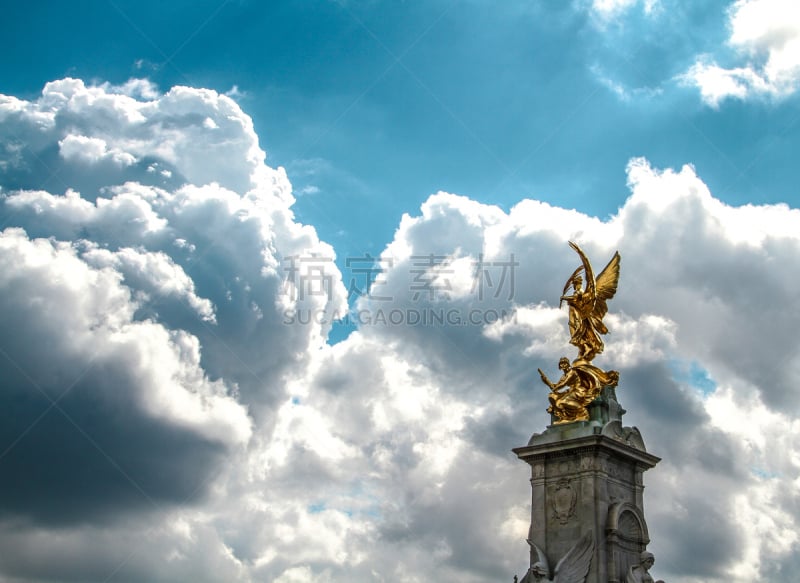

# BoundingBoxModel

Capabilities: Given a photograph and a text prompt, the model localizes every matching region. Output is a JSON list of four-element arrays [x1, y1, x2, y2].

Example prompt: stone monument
[[513, 242, 664, 583]]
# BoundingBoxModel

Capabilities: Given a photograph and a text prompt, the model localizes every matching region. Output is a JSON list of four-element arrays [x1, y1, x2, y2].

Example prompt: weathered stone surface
[[513, 387, 660, 583]]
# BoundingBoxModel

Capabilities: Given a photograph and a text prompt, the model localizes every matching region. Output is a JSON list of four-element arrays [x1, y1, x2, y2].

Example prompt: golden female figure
[[560, 241, 620, 363]]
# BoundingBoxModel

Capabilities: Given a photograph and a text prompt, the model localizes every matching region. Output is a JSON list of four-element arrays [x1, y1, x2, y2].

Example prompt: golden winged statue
[[537, 242, 621, 424], [560, 241, 620, 362]]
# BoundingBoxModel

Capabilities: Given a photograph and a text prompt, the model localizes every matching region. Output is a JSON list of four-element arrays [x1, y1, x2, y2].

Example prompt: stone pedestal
[[513, 387, 660, 583]]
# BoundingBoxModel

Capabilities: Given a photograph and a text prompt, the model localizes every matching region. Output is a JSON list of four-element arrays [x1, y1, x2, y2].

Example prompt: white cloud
[[0, 79, 348, 415], [682, 0, 800, 105], [81, 245, 217, 323], [59, 134, 137, 167], [0, 77, 347, 579], [2, 77, 292, 198]]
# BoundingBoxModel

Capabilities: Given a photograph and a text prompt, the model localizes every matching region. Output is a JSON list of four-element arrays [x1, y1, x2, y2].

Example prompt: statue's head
[[531, 562, 548, 578], [558, 357, 570, 370], [640, 551, 655, 569]]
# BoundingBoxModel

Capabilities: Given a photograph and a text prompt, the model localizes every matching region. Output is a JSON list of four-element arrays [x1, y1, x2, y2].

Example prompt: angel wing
[[527, 538, 550, 576], [591, 251, 620, 323], [567, 241, 596, 297], [553, 531, 594, 583]]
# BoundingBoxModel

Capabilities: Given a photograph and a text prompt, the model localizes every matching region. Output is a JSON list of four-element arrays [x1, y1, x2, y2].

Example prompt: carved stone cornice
[[513, 433, 661, 470]]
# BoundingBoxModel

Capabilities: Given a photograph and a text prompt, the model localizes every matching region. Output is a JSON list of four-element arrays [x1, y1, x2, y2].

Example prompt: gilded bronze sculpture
[[538, 242, 621, 424]]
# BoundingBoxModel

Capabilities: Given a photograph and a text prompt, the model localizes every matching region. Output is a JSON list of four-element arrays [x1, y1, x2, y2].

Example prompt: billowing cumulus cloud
[[682, 0, 800, 106], [0, 77, 345, 561], [0, 78, 798, 582], [0, 78, 347, 414]]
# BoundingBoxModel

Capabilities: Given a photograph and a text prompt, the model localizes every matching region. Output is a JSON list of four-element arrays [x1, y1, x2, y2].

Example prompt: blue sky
[[4, 0, 795, 257], [1, 1, 800, 582]]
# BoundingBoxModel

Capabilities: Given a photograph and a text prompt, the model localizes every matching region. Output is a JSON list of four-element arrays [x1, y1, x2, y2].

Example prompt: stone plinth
[[513, 388, 660, 583]]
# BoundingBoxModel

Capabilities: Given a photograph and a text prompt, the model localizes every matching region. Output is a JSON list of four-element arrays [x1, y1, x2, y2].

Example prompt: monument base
[[513, 387, 660, 583]]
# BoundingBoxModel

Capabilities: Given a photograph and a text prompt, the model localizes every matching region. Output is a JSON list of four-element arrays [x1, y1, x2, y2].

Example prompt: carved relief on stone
[[601, 421, 646, 451], [525, 531, 595, 583], [607, 502, 652, 580], [533, 463, 545, 479], [618, 510, 642, 542], [558, 460, 574, 476], [551, 479, 578, 525]]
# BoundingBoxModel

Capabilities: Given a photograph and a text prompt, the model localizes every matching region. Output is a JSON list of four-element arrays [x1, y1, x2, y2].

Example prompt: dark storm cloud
[[0, 230, 248, 526], [0, 373, 226, 525], [461, 411, 530, 458]]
